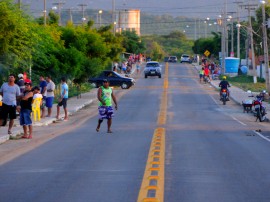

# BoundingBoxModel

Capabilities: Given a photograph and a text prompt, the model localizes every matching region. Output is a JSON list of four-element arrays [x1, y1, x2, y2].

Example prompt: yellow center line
[[137, 62, 168, 202]]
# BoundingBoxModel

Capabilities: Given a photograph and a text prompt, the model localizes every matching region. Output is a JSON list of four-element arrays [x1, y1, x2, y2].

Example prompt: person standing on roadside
[[96, 79, 118, 133], [0, 74, 21, 135], [17, 73, 25, 95], [136, 61, 141, 75], [56, 77, 68, 121], [19, 82, 33, 139], [39, 76, 47, 118], [199, 67, 204, 83], [45, 76, 55, 117]]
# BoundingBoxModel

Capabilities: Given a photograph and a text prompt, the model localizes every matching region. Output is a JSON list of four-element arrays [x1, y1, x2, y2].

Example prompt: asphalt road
[[1, 63, 270, 202]]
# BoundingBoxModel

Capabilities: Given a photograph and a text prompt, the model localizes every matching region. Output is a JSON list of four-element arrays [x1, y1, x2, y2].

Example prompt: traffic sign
[[204, 50, 210, 57]]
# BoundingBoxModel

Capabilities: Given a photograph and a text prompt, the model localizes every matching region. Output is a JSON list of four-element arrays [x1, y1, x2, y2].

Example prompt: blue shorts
[[20, 109, 32, 126], [98, 106, 114, 120], [46, 97, 54, 108]]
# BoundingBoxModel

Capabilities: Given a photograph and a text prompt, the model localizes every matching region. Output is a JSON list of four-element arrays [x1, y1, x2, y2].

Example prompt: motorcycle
[[220, 88, 229, 105], [253, 95, 267, 122]]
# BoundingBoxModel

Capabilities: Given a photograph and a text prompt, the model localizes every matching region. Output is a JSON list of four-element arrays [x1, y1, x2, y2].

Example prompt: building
[[116, 9, 140, 36]]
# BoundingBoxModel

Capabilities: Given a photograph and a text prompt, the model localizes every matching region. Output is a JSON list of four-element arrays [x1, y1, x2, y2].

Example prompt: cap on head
[[223, 76, 227, 80], [103, 79, 108, 83], [18, 73, 23, 78]]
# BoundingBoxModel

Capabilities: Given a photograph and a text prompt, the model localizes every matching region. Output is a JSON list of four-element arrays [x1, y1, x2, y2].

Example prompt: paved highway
[[1, 63, 270, 202]]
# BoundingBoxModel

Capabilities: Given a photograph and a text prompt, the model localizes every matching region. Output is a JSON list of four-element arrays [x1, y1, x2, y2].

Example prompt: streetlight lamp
[[113, 21, 117, 36], [236, 23, 241, 59], [260, 0, 270, 92], [52, 1, 65, 26], [204, 17, 210, 37], [99, 10, 103, 27], [78, 4, 87, 25]]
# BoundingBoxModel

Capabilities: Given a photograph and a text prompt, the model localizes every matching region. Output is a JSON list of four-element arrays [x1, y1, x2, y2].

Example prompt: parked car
[[144, 61, 162, 78], [164, 57, 169, 62], [168, 56, 177, 63], [180, 54, 191, 63], [88, 70, 135, 89]]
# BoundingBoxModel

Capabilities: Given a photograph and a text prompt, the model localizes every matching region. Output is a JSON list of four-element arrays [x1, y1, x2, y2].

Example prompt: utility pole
[[261, 1, 270, 93], [112, 0, 115, 24], [233, 1, 243, 59], [53, 1, 65, 26], [78, 4, 87, 25], [43, 0, 46, 26], [221, 0, 228, 74], [241, 2, 258, 83], [68, 8, 73, 24], [18, 0, 21, 9], [227, 12, 236, 57]]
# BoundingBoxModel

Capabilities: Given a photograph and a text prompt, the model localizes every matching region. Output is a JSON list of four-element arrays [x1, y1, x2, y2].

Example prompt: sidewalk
[[0, 90, 97, 144], [195, 64, 270, 120]]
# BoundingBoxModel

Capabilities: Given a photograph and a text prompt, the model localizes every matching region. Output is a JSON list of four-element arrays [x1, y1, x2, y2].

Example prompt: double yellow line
[[137, 63, 168, 202]]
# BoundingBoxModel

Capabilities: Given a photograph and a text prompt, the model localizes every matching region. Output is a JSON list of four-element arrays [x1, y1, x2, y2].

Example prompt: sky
[[26, 0, 259, 20]]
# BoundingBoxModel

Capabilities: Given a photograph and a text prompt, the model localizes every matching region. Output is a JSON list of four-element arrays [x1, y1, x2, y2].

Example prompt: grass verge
[[226, 75, 266, 92]]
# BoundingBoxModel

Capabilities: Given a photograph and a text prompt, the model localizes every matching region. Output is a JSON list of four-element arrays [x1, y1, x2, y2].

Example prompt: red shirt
[[204, 68, 210, 76]]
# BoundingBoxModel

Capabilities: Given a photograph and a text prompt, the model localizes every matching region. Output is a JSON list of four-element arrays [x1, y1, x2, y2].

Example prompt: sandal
[[21, 135, 28, 139], [107, 130, 113, 133], [96, 128, 100, 132], [28, 135, 32, 139], [8, 130, 12, 135]]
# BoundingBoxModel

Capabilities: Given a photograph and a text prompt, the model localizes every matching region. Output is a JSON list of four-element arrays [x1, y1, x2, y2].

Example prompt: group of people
[[0, 74, 69, 139], [113, 60, 141, 76], [199, 62, 221, 83]]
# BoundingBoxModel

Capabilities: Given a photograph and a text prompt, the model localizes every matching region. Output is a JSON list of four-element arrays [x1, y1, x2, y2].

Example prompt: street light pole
[[233, 1, 243, 59], [261, 1, 270, 92], [248, 6, 257, 83], [43, 0, 46, 26]]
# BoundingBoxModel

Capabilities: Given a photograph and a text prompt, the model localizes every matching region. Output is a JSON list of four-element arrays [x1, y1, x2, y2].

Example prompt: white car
[[180, 54, 191, 63], [144, 61, 162, 78]]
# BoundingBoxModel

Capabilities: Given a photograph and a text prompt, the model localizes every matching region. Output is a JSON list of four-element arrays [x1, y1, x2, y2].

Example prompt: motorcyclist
[[219, 76, 231, 100]]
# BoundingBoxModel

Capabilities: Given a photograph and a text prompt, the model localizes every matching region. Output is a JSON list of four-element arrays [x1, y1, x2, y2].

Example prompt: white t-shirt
[[46, 81, 55, 97], [33, 93, 43, 99]]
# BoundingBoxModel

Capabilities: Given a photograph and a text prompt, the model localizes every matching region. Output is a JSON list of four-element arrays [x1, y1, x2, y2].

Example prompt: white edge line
[[210, 95, 218, 105], [231, 116, 247, 126], [253, 130, 270, 143]]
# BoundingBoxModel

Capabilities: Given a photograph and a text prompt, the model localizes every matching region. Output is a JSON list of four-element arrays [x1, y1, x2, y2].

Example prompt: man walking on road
[[56, 77, 68, 121], [45, 76, 55, 117], [0, 74, 21, 135], [96, 79, 118, 133]]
